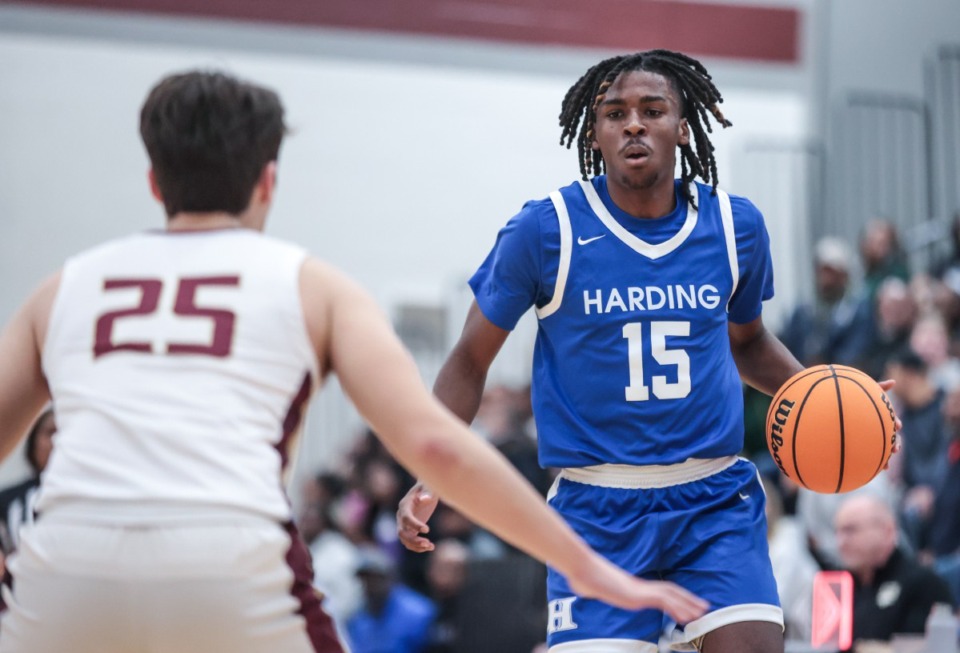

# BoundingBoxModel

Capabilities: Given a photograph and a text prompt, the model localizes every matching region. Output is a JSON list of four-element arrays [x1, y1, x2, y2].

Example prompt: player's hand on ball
[[396, 482, 439, 553], [877, 378, 903, 466], [567, 554, 708, 624]]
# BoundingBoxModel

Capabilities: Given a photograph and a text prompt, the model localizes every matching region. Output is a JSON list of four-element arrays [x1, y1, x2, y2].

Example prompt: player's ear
[[255, 161, 277, 205], [679, 118, 690, 147], [147, 168, 163, 203]]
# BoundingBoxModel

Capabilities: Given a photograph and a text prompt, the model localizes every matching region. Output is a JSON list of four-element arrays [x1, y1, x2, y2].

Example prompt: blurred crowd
[[3, 216, 960, 652], [756, 215, 960, 649], [294, 384, 552, 653]]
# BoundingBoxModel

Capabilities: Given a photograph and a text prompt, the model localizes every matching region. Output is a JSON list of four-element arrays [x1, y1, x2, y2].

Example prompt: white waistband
[[558, 456, 739, 490], [38, 500, 279, 527]]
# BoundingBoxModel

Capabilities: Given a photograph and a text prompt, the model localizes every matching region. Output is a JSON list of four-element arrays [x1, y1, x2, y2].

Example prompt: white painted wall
[[823, 0, 960, 99]]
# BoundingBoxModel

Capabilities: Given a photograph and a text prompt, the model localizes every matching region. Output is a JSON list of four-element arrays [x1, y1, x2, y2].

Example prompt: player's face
[[591, 70, 689, 193]]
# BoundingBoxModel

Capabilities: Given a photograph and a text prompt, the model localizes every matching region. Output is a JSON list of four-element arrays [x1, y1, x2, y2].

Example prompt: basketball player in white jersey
[[0, 71, 706, 652]]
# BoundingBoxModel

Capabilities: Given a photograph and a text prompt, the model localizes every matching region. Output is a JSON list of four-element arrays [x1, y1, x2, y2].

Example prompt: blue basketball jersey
[[470, 177, 774, 467]]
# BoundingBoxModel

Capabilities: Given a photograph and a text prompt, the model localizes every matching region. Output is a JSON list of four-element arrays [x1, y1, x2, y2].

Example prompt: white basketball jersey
[[38, 229, 318, 523]]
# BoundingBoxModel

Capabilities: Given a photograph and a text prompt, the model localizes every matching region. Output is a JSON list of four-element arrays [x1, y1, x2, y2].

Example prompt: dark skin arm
[[727, 315, 804, 395], [397, 302, 509, 552], [729, 314, 901, 451], [432, 302, 510, 424]]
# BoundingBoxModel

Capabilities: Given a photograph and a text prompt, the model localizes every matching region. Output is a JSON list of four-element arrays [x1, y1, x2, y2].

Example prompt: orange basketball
[[765, 364, 897, 493]]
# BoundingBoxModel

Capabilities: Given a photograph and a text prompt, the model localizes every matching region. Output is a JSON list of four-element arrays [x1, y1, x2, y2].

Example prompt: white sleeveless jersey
[[38, 229, 319, 523]]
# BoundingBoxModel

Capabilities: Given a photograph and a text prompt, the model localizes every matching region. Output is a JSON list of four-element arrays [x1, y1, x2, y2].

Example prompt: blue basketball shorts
[[545, 457, 782, 652]]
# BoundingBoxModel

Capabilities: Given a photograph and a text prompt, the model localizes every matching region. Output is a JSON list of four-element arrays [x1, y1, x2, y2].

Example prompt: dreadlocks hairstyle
[[558, 49, 732, 208]]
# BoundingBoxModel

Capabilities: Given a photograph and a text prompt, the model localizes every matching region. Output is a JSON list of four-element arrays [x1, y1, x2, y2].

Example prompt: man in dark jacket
[[834, 494, 954, 651]]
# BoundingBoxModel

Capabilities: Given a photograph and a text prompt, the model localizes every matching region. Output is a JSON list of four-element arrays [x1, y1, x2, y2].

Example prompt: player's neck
[[166, 211, 245, 232], [606, 175, 677, 220]]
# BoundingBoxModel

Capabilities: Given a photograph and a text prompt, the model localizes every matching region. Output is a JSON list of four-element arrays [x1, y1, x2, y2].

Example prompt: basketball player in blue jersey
[[398, 50, 900, 653]]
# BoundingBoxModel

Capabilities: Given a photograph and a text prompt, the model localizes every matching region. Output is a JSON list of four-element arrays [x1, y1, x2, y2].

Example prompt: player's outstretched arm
[[300, 258, 708, 621], [0, 274, 58, 462]]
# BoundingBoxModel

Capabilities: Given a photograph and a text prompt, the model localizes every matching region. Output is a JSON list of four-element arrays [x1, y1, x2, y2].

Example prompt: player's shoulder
[[299, 255, 366, 300], [723, 190, 764, 223], [705, 184, 766, 233], [690, 181, 762, 218], [511, 178, 586, 228]]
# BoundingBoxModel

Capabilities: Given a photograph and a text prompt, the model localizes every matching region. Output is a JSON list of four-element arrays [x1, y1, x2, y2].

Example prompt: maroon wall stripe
[[21, 0, 800, 63]]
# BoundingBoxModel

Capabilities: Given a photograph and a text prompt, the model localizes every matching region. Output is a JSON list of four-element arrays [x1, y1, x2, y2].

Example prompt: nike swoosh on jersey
[[577, 235, 605, 245], [739, 492, 750, 500]]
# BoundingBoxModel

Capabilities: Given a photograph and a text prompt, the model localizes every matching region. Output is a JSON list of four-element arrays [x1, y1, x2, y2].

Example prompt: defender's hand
[[567, 553, 709, 625], [396, 482, 440, 553]]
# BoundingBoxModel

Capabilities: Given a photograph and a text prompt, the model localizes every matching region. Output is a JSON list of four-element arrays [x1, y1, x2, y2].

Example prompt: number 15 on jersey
[[623, 321, 691, 401]]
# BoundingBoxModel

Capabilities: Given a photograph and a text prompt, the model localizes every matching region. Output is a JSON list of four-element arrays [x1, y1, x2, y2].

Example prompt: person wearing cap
[[779, 236, 873, 367], [346, 546, 436, 653]]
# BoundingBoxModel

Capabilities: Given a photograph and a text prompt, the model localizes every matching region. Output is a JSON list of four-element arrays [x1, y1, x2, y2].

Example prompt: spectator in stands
[[930, 210, 960, 279], [860, 219, 910, 306], [423, 539, 470, 653], [921, 385, 960, 604], [887, 348, 951, 488], [833, 494, 954, 651], [0, 407, 55, 554], [305, 499, 362, 635], [934, 266, 960, 360], [885, 348, 952, 550], [473, 385, 551, 496], [910, 314, 960, 391], [796, 472, 897, 570], [347, 545, 436, 653], [336, 431, 412, 558], [862, 278, 918, 379], [780, 236, 872, 367]]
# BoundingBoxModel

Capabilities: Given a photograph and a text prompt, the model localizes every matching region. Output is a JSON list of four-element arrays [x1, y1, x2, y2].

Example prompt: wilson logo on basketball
[[768, 398, 795, 475]]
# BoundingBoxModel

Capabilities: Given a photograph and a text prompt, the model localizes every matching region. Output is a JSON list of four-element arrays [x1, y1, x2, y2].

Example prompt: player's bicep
[[727, 315, 764, 349], [324, 270, 441, 438]]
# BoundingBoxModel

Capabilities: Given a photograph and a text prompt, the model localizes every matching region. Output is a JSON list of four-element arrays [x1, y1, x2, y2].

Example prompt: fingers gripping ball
[[766, 364, 897, 493]]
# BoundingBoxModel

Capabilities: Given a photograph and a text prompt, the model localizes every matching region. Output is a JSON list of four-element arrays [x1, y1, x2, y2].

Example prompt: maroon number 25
[[94, 276, 240, 358]]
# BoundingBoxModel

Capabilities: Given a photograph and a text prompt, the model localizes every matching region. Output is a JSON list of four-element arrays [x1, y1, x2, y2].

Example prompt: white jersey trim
[[555, 456, 738, 492], [579, 180, 699, 260], [536, 190, 573, 319], [667, 603, 783, 651], [717, 188, 740, 313], [548, 638, 658, 653]]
